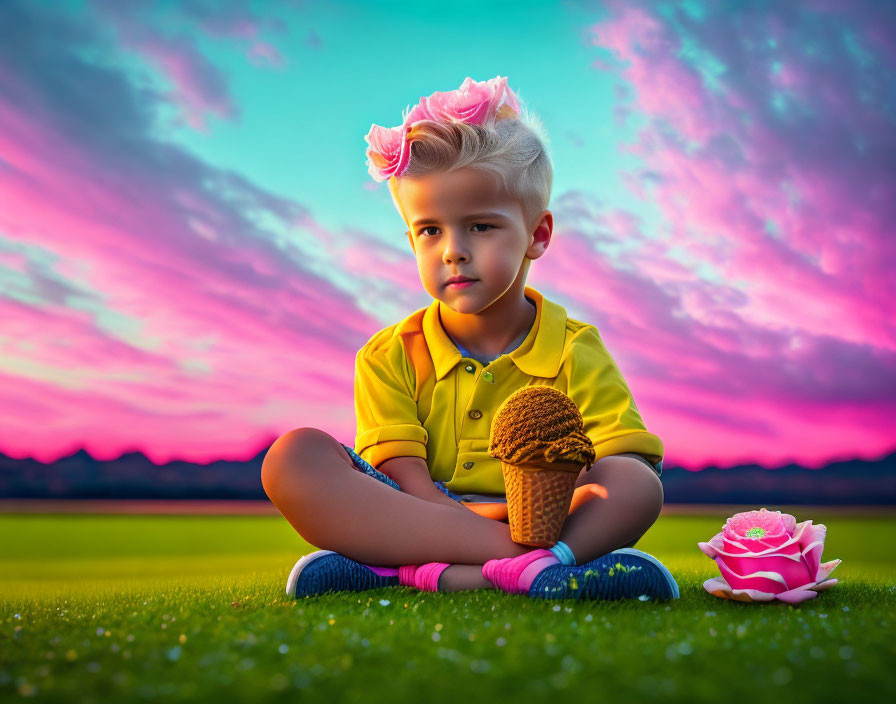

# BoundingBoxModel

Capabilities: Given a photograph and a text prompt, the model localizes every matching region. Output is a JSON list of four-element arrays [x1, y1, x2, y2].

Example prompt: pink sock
[[482, 549, 560, 595], [396, 562, 452, 592], [363, 565, 399, 577]]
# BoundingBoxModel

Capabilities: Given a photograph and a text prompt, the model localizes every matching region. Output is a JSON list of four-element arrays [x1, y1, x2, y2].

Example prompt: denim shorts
[[340, 444, 468, 503]]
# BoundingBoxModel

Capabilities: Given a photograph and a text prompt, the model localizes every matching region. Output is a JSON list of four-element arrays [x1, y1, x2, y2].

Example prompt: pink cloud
[[91, 0, 289, 131], [247, 41, 285, 68], [574, 0, 896, 468], [102, 24, 235, 132], [0, 9, 390, 465]]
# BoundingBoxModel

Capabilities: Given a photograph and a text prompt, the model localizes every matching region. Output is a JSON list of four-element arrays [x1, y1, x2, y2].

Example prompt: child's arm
[[565, 327, 665, 472], [378, 456, 470, 511]]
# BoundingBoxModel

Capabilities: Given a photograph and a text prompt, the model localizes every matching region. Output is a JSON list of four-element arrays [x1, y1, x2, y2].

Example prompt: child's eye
[[418, 224, 494, 237]]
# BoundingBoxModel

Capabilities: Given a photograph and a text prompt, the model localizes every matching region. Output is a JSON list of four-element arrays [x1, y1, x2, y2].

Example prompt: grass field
[[1, 508, 894, 703]]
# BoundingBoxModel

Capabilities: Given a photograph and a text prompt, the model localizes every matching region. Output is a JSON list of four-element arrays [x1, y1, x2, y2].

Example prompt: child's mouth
[[447, 279, 477, 288]]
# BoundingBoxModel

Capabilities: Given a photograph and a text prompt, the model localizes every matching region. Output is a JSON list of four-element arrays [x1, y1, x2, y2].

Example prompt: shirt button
[[463, 461, 474, 469], [468, 409, 482, 419], [464, 364, 474, 373]]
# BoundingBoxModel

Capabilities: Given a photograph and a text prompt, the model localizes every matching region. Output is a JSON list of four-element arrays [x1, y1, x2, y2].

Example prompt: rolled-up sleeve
[[353, 337, 428, 469], [565, 328, 664, 470]]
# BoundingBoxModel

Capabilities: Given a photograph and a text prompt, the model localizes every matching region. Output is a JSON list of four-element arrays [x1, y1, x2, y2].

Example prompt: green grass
[[1, 510, 894, 703]]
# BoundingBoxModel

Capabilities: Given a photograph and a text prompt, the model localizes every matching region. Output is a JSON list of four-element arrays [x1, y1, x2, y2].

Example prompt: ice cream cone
[[502, 459, 580, 546], [488, 386, 597, 547]]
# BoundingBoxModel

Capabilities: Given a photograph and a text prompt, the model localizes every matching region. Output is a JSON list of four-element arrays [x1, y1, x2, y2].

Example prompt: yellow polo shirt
[[353, 284, 664, 495]]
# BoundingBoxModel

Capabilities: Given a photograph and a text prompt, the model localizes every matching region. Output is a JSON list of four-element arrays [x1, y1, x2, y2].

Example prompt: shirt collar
[[421, 285, 567, 381]]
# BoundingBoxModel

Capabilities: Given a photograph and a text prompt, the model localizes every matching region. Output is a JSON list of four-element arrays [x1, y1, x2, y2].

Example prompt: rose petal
[[722, 534, 801, 556], [720, 537, 758, 555], [730, 589, 777, 602], [815, 559, 842, 584], [489, 75, 520, 115], [798, 522, 827, 582], [719, 552, 813, 591], [698, 540, 719, 559], [756, 531, 794, 549], [703, 576, 730, 593], [781, 512, 797, 534], [703, 577, 777, 602], [714, 590, 758, 603], [809, 578, 838, 592], [716, 558, 790, 593], [775, 586, 819, 604], [365, 123, 412, 181]]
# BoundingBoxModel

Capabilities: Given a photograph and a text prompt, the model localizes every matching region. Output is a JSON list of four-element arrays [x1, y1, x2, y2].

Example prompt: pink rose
[[402, 75, 520, 130], [364, 123, 412, 183], [698, 508, 841, 604], [364, 76, 521, 182]]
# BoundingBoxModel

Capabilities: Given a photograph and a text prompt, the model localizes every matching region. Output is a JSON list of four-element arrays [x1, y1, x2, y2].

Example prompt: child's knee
[[261, 427, 344, 495]]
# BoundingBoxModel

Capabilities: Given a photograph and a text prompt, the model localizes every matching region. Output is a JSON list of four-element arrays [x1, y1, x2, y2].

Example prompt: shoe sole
[[613, 548, 680, 599], [528, 547, 680, 601], [286, 550, 399, 598]]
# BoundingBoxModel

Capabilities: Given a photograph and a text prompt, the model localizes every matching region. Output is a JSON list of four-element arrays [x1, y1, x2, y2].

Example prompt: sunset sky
[[0, 0, 893, 471]]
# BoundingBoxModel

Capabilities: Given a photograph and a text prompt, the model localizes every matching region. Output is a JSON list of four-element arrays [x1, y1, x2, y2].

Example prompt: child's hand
[[463, 502, 510, 521], [569, 483, 606, 512], [462, 484, 604, 523]]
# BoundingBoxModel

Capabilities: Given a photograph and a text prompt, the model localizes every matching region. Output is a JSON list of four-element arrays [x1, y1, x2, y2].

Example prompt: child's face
[[396, 167, 549, 315]]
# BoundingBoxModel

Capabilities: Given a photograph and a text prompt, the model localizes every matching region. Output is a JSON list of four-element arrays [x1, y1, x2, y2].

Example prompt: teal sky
[[162, 0, 661, 245]]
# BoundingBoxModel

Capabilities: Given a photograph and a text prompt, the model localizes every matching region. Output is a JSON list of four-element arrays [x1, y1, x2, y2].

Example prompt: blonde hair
[[388, 105, 553, 234]]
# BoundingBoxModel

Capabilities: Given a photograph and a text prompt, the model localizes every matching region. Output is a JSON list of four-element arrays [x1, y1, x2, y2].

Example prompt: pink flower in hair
[[364, 75, 522, 183], [364, 123, 412, 183], [403, 75, 521, 129]]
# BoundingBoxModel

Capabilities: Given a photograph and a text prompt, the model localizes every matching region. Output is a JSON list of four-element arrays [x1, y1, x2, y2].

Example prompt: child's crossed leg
[[261, 428, 531, 576], [261, 427, 663, 592]]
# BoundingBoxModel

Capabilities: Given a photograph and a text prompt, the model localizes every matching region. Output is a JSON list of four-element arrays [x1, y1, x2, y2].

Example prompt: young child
[[261, 76, 679, 601]]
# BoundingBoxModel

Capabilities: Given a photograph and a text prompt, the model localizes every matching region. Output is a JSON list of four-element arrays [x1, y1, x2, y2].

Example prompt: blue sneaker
[[286, 550, 399, 598], [527, 548, 680, 601]]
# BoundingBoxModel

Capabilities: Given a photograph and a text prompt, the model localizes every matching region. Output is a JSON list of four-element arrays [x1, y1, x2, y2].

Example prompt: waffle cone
[[502, 460, 579, 547]]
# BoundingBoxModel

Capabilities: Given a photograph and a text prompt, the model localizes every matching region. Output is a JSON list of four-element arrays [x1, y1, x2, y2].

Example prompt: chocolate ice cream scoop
[[488, 386, 598, 546], [488, 386, 596, 470]]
